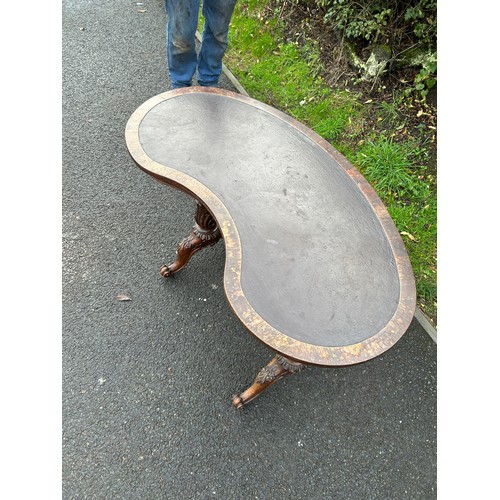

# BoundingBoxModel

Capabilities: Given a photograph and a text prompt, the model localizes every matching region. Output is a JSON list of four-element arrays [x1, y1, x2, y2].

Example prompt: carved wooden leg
[[160, 201, 221, 277], [232, 355, 305, 409]]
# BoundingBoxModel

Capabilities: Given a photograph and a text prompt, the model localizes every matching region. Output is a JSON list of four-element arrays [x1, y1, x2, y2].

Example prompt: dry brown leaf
[[401, 231, 417, 241]]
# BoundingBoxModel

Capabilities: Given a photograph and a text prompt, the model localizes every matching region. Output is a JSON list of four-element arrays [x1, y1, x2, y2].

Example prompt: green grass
[[220, 0, 437, 323], [354, 137, 429, 201]]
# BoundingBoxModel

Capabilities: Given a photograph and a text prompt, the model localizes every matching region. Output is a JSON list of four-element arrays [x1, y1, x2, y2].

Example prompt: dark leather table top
[[126, 88, 416, 366]]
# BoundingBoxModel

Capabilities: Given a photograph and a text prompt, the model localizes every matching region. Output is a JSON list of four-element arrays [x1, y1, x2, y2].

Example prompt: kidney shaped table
[[125, 87, 416, 408]]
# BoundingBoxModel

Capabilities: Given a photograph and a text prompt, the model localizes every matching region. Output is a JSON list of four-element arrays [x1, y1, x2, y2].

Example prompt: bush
[[298, 0, 437, 96], [314, 0, 436, 49]]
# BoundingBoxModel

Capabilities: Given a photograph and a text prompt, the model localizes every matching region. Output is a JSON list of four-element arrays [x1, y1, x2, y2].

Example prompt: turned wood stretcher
[[125, 87, 416, 408]]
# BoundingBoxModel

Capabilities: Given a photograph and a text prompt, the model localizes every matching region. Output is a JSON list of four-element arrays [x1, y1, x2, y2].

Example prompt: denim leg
[[165, 0, 200, 88], [197, 0, 237, 86]]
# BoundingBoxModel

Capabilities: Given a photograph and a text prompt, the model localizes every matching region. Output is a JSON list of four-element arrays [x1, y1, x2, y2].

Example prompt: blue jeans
[[165, 0, 237, 88]]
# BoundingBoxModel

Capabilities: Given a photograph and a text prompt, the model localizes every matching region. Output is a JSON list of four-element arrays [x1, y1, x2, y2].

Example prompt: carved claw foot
[[232, 355, 305, 409], [160, 201, 221, 277]]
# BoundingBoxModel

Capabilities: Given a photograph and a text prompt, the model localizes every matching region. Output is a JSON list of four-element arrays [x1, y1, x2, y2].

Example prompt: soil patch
[[267, 0, 437, 172]]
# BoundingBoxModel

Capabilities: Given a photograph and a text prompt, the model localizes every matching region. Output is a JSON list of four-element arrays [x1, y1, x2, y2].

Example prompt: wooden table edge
[[125, 87, 417, 367]]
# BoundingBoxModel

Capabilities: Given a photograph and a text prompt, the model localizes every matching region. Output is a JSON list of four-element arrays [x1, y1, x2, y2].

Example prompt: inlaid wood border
[[125, 87, 416, 367]]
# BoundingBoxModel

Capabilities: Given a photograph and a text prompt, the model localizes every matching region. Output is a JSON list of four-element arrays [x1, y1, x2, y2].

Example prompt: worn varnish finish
[[125, 87, 416, 406]]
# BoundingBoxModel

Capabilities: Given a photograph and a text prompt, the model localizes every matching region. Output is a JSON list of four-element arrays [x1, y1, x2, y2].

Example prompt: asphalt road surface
[[62, 0, 437, 498]]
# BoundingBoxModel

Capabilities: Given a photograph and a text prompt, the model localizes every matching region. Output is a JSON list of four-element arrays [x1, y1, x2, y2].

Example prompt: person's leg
[[197, 0, 237, 86], [165, 0, 201, 89]]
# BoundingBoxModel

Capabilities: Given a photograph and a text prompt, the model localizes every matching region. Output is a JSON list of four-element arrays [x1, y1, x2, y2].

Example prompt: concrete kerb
[[414, 308, 437, 343], [200, 34, 438, 344], [221, 62, 249, 96]]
